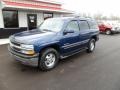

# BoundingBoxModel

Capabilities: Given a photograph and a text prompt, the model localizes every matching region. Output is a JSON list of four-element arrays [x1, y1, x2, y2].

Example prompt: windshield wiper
[[42, 29, 54, 32]]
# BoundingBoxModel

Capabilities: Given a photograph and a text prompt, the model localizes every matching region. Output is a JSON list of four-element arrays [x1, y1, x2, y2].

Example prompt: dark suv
[[9, 17, 99, 71]]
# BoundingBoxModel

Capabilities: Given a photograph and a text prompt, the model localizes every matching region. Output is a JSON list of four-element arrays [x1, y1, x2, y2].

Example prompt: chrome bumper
[[8, 46, 39, 67]]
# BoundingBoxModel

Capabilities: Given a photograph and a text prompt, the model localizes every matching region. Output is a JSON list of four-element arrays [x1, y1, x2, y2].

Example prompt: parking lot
[[0, 34, 120, 90]]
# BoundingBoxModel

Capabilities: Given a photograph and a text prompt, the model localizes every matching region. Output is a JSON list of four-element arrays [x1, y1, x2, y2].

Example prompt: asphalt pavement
[[0, 34, 120, 90]]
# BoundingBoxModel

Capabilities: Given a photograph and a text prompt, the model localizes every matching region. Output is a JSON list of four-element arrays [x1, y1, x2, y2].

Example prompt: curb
[[0, 39, 9, 45]]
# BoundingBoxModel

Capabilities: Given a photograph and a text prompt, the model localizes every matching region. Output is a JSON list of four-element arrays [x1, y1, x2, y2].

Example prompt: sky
[[57, 0, 120, 16]]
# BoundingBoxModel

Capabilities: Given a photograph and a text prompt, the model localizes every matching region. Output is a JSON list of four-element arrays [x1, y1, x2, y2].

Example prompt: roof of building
[[32, 0, 62, 5], [0, 0, 73, 14]]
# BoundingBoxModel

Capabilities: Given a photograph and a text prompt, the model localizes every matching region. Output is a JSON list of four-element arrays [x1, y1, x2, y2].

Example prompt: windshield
[[38, 18, 64, 32]]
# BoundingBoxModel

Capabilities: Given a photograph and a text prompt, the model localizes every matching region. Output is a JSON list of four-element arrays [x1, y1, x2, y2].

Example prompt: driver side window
[[66, 21, 79, 32]]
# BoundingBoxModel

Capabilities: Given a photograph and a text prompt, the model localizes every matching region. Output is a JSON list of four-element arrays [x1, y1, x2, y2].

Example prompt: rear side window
[[79, 20, 89, 30], [66, 21, 79, 32], [88, 20, 98, 29]]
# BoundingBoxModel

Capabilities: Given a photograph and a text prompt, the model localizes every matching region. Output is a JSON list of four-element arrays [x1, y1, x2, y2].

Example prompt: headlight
[[21, 44, 34, 50], [20, 44, 35, 55], [21, 50, 35, 55]]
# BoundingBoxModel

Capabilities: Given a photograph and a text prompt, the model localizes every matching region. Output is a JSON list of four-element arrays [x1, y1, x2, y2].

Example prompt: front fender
[[34, 41, 60, 53]]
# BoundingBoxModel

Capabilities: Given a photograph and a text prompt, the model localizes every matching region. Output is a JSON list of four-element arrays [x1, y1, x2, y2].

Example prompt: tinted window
[[66, 21, 79, 32], [3, 10, 19, 28], [79, 20, 89, 30], [88, 20, 98, 29]]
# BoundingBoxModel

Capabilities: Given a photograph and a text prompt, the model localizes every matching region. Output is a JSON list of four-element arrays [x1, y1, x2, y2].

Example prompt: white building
[[0, 0, 72, 38]]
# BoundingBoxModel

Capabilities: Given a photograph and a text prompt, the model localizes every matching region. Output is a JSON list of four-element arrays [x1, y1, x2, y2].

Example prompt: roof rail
[[74, 16, 80, 18], [74, 16, 93, 20]]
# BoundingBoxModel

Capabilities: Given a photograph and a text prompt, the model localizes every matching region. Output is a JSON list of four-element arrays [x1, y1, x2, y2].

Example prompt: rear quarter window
[[88, 20, 98, 29]]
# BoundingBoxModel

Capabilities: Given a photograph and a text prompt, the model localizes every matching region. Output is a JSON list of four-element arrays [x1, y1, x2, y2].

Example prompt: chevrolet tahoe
[[8, 17, 99, 71]]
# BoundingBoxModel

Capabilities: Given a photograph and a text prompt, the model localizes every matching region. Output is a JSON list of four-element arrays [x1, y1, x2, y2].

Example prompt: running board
[[60, 47, 88, 59]]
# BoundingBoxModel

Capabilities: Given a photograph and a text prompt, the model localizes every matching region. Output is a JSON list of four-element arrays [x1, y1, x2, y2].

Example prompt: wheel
[[39, 48, 59, 71], [105, 30, 111, 35], [87, 39, 96, 53]]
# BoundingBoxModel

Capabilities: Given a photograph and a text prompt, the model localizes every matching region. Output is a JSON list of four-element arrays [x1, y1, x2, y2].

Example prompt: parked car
[[98, 21, 120, 35], [8, 17, 99, 71]]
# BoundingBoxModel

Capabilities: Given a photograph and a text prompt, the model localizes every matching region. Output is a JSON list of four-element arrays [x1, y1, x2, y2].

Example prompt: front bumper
[[8, 46, 39, 67]]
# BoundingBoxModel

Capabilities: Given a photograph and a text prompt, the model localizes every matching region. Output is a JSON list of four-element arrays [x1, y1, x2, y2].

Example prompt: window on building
[[3, 10, 19, 28], [43, 13, 53, 20], [79, 20, 89, 30], [66, 21, 79, 32]]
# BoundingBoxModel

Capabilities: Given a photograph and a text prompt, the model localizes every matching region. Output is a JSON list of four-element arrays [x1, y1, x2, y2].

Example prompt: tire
[[87, 39, 96, 53], [39, 48, 59, 71], [105, 30, 111, 35]]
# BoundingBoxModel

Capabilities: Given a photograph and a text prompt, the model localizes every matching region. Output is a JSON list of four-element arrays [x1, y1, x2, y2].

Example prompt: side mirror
[[63, 30, 74, 35]]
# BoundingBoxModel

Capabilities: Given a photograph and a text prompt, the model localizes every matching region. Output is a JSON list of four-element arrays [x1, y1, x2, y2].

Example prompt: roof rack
[[74, 16, 93, 19]]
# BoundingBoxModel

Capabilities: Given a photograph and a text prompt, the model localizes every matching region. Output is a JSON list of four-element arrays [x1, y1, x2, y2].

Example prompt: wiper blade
[[42, 29, 54, 32]]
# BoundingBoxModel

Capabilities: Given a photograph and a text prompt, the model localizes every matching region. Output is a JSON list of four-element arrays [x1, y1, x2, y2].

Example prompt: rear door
[[79, 20, 91, 47]]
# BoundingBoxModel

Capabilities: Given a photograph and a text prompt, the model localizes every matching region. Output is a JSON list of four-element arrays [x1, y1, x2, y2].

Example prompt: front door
[[61, 20, 80, 55], [27, 14, 37, 30]]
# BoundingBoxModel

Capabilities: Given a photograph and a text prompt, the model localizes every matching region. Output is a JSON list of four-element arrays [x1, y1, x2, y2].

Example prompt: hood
[[10, 29, 58, 44]]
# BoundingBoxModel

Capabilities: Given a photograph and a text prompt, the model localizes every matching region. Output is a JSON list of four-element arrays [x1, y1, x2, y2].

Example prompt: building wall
[[0, 10, 63, 38], [18, 11, 62, 28], [18, 10, 44, 28], [18, 11, 28, 28], [36, 12, 44, 26], [0, 8, 4, 28]]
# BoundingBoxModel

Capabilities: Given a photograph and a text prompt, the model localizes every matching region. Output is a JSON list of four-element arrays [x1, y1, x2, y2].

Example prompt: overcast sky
[[58, 0, 120, 16]]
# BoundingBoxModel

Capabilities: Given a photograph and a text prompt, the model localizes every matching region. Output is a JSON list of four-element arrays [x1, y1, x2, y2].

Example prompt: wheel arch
[[91, 35, 98, 41], [39, 44, 60, 55], [105, 28, 111, 31], [38, 44, 60, 70]]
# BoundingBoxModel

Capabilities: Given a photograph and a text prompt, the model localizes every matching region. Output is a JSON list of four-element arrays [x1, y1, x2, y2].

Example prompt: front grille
[[11, 41, 20, 47], [10, 40, 21, 52], [12, 47, 21, 52]]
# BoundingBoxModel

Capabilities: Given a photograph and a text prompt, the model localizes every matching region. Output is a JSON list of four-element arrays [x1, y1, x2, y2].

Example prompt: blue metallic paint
[[9, 17, 99, 60]]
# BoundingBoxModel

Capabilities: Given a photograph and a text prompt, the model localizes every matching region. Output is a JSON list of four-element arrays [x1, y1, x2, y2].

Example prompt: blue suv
[[8, 17, 99, 70]]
